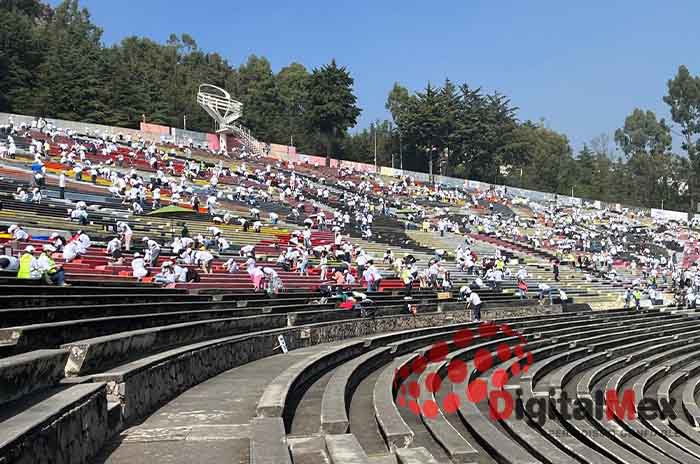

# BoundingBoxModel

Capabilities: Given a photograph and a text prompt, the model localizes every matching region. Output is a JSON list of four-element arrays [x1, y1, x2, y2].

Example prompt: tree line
[[0, 0, 361, 163], [3, 1, 700, 212]]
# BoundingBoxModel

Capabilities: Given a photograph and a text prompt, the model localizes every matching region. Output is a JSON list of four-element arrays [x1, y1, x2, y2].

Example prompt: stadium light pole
[[428, 147, 433, 184], [374, 124, 378, 172], [183, 115, 187, 131]]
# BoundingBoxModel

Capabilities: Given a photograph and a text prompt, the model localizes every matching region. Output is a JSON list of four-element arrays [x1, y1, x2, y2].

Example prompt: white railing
[[227, 122, 265, 156], [197, 83, 264, 156], [197, 84, 242, 125]]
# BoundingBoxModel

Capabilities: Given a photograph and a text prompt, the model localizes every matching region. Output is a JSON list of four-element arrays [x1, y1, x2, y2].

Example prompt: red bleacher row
[[1, 230, 411, 291]]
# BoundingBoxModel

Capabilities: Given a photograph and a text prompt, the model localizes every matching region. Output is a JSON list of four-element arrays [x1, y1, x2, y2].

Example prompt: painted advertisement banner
[[140, 122, 171, 135], [650, 208, 688, 222]]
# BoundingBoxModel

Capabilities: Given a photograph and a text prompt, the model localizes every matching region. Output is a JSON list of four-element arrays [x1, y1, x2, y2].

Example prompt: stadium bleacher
[[0, 115, 694, 464]]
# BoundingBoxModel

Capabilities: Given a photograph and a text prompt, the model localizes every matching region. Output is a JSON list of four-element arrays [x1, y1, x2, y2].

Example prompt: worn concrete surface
[[93, 344, 328, 464]]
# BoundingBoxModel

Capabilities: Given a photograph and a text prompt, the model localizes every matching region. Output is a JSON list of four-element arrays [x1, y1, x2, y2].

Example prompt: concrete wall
[[0, 112, 161, 144], [92, 311, 476, 423], [0, 384, 109, 464]]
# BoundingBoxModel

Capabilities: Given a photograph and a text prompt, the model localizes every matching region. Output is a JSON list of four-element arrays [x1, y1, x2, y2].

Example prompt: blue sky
[[51, 0, 699, 152]]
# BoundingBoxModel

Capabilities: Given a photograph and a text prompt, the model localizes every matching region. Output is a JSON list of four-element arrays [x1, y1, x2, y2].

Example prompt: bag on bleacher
[[187, 268, 201, 282]]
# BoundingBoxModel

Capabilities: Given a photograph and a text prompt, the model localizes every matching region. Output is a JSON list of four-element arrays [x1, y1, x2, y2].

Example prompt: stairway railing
[[197, 84, 264, 156]]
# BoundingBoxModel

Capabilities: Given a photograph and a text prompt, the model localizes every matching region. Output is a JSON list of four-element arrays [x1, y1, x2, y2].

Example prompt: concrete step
[[349, 367, 389, 455]]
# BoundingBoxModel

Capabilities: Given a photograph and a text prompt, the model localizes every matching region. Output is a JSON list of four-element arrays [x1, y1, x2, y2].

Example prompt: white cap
[[141, 237, 149, 242], [24, 245, 35, 252], [43, 244, 56, 252]]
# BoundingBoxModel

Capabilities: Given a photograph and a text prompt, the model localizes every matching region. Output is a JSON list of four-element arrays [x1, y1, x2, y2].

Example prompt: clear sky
[[49, 0, 700, 151]]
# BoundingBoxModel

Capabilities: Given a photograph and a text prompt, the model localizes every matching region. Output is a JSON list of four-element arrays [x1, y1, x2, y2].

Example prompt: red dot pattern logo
[[394, 322, 533, 419]]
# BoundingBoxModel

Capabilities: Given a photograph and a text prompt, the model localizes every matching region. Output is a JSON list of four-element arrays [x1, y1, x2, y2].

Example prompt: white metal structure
[[196, 84, 264, 155]]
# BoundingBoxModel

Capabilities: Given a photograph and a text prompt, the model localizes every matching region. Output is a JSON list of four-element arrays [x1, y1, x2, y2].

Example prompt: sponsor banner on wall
[[206, 133, 220, 151], [298, 153, 326, 166], [434, 175, 464, 188], [650, 208, 688, 222], [269, 143, 296, 159], [171, 128, 208, 145], [140, 122, 170, 135], [338, 159, 376, 173], [380, 166, 401, 177]]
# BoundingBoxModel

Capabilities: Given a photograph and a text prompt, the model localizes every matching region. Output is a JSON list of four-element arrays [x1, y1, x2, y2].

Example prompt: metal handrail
[[197, 83, 264, 156]]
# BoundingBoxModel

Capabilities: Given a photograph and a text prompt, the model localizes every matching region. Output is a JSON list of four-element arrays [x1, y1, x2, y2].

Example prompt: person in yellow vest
[[17, 245, 41, 280], [37, 244, 67, 286], [495, 258, 505, 271]]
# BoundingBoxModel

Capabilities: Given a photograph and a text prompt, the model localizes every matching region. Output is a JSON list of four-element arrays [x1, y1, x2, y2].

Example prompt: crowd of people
[[2, 116, 696, 318]]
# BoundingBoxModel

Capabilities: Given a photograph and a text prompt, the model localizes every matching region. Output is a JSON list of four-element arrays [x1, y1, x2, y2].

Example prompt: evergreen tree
[[305, 59, 362, 166]]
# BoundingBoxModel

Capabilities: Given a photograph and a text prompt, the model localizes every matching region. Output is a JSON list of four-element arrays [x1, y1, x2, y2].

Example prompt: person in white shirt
[[106, 237, 123, 264], [240, 244, 255, 257], [0, 255, 20, 271], [69, 208, 88, 225], [538, 283, 553, 304], [263, 266, 282, 294], [344, 269, 356, 286], [8, 225, 29, 242], [179, 247, 194, 265], [217, 236, 230, 253], [269, 212, 279, 225], [362, 264, 374, 292], [173, 264, 188, 282], [356, 252, 368, 277], [131, 201, 144, 215], [31, 188, 42, 203], [302, 228, 312, 248], [131, 253, 149, 280], [152, 188, 161, 208], [223, 258, 240, 273], [206, 195, 218, 214], [15, 188, 29, 202], [491, 268, 503, 290], [61, 240, 79, 263], [141, 237, 161, 266], [195, 247, 214, 274], [467, 291, 483, 321], [73, 231, 90, 256], [154, 261, 177, 285], [59, 171, 66, 199], [116, 222, 133, 251], [250, 266, 265, 291], [428, 261, 441, 288], [558, 289, 569, 310], [516, 266, 528, 281]]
